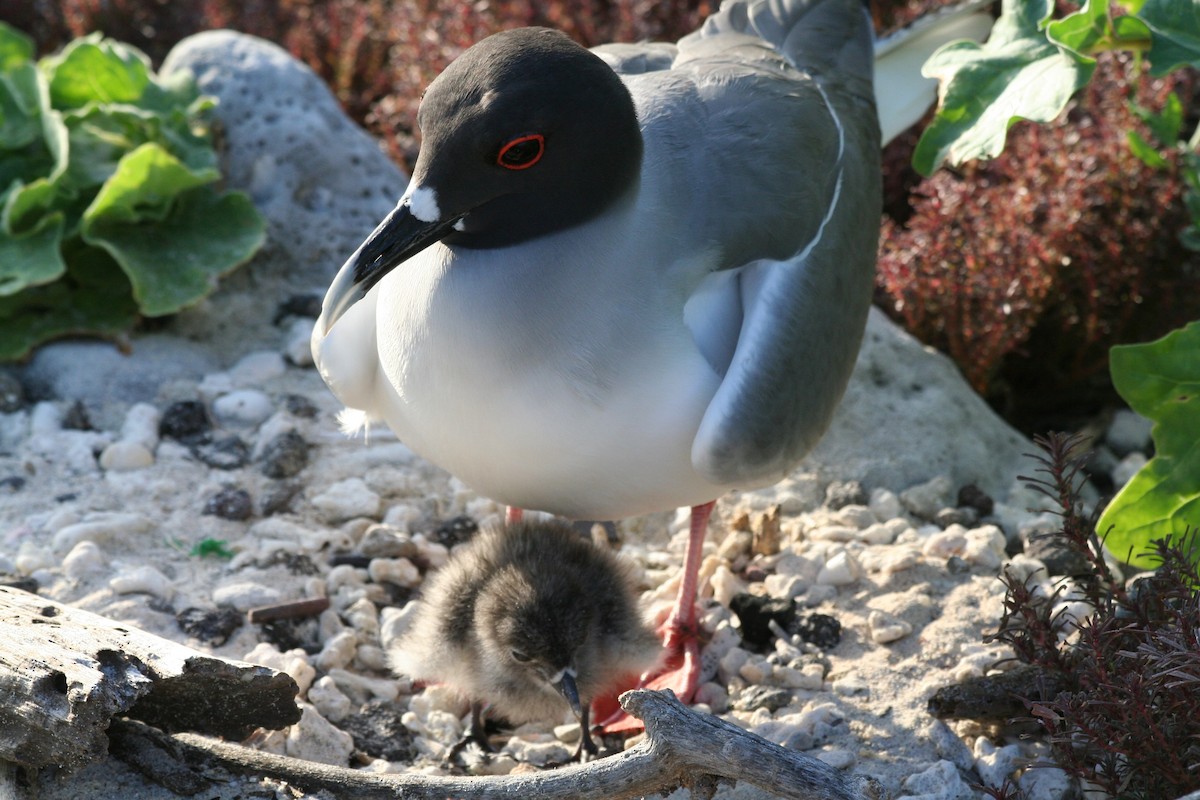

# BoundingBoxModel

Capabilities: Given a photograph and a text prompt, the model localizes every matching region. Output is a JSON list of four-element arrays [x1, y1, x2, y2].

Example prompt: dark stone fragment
[[432, 515, 478, 548], [260, 430, 309, 478], [159, 400, 211, 441], [203, 487, 253, 521], [927, 665, 1067, 722], [0, 574, 38, 593], [734, 685, 792, 713], [0, 370, 25, 412], [935, 507, 978, 528], [193, 435, 249, 470], [956, 484, 995, 517], [0, 475, 26, 492], [284, 394, 318, 419], [1024, 535, 1092, 578], [55, 492, 76, 502], [259, 617, 322, 654], [730, 592, 797, 651], [274, 294, 323, 324], [256, 551, 321, 577], [359, 526, 418, 559], [340, 700, 417, 761], [824, 480, 867, 510], [790, 612, 841, 650], [177, 606, 244, 646], [260, 481, 300, 516], [329, 553, 373, 569], [946, 555, 971, 574], [61, 400, 92, 430]]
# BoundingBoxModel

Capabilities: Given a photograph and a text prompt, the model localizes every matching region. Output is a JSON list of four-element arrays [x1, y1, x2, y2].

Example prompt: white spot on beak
[[453, 218, 466, 232], [405, 185, 441, 223]]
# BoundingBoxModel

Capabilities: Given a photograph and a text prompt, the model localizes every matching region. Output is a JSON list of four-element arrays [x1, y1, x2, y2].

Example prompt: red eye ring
[[497, 134, 545, 170]]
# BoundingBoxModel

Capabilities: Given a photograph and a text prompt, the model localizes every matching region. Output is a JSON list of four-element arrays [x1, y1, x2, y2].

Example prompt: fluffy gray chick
[[391, 519, 661, 759]]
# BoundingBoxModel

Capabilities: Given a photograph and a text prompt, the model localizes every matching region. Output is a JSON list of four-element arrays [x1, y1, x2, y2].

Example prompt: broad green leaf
[[0, 180, 64, 294], [82, 142, 217, 227], [1098, 321, 1200, 567], [84, 186, 265, 316], [1046, 0, 1113, 57], [1127, 129, 1168, 168], [0, 22, 33, 73], [41, 35, 152, 110], [0, 63, 43, 149], [0, 244, 136, 361], [1139, 0, 1200, 75], [913, 0, 1096, 175]]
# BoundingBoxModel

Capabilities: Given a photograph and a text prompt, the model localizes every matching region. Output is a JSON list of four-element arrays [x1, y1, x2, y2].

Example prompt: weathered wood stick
[[0, 585, 300, 771], [114, 690, 883, 800]]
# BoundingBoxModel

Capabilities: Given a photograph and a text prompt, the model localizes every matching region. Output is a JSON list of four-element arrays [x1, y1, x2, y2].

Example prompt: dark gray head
[[321, 27, 643, 327]]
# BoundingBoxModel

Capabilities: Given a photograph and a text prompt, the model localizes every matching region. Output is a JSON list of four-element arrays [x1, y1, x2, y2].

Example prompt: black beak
[[317, 200, 460, 335], [555, 670, 583, 718]]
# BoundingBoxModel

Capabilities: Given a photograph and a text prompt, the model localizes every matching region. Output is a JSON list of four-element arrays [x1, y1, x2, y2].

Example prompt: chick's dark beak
[[555, 670, 583, 718]]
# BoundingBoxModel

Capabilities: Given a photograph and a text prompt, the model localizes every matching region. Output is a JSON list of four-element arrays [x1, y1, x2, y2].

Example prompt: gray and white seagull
[[313, 0, 992, 722]]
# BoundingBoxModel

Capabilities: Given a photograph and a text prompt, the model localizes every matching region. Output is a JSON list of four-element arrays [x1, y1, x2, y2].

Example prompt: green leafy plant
[[913, 0, 1198, 176], [0, 23, 264, 361], [1098, 321, 1200, 568]]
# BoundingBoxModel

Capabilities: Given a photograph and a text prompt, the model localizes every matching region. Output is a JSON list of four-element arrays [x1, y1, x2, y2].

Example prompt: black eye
[[497, 134, 544, 170], [511, 650, 532, 663]]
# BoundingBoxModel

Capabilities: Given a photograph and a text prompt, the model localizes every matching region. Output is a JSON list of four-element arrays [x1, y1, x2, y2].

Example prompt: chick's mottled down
[[391, 521, 661, 732]]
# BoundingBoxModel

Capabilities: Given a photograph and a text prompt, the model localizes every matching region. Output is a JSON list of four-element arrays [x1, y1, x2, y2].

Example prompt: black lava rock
[[260, 481, 301, 516], [61, 400, 92, 430], [284, 394, 318, 419], [274, 294, 323, 324], [339, 700, 417, 762], [734, 685, 792, 713], [1024, 535, 1093, 577], [0, 475, 26, 493], [791, 612, 841, 650], [432, 515, 478, 548], [730, 593, 798, 651], [824, 480, 868, 510], [0, 371, 25, 412], [956, 484, 995, 517], [203, 487, 254, 521], [177, 606, 244, 646], [193, 435, 250, 470], [935, 507, 978, 528], [260, 430, 309, 478], [160, 400, 211, 442]]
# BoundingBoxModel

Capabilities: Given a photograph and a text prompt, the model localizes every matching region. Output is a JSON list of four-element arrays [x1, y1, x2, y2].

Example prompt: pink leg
[[506, 506, 524, 524], [595, 501, 714, 733]]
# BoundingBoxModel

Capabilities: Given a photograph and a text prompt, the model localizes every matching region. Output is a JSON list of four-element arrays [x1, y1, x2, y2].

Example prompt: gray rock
[[0, 370, 25, 412], [161, 31, 406, 286], [800, 309, 1033, 502], [19, 336, 219, 430], [1105, 408, 1153, 457]]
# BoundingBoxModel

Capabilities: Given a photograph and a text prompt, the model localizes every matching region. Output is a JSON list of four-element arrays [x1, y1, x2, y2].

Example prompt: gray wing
[[590, 41, 678, 75], [649, 0, 882, 485]]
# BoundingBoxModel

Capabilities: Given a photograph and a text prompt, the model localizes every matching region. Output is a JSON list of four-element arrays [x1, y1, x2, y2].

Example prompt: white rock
[[307, 676, 352, 722], [900, 475, 955, 520], [925, 719, 974, 772], [1112, 451, 1148, 488], [973, 737, 1022, 790], [1106, 408, 1153, 456], [110, 565, 173, 599], [52, 513, 154, 552], [229, 350, 287, 386], [98, 440, 154, 471], [1001, 554, 1047, 586], [816, 549, 861, 586], [502, 737, 571, 767], [212, 389, 275, 428], [62, 541, 109, 580], [244, 643, 316, 695], [15, 541, 54, 574], [738, 655, 772, 684], [284, 317, 317, 367], [831, 505, 876, 529], [901, 759, 974, 799], [355, 644, 388, 671], [962, 524, 1007, 569], [816, 748, 855, 769], [718, 647, 751, 685], [29, 401, 63, 435], [285, 703, 354, 766], [326, 563, 368, 594], [315, 630, 358, 672], [408, 683, 470, 718], [774, 663, 824, 690], [412, 534, 450, 569], [343, 597, 379, 638], [327, 667, 401, 702], [119, 402, 161, 451], [808, 525, 858, 542], [859, 521, 900, 545], [212, 581, 284, 611], [368, 557, 421, 588], [694, 681, 730, 713], [922, 525, 967, 560], [1018, 766, 1073, 799], [764, 572, 807, 600], [831, 675, 869, 696], [868, 487, 904, 521], [868, 609, 913, 643], [311, 477, 381, 523]]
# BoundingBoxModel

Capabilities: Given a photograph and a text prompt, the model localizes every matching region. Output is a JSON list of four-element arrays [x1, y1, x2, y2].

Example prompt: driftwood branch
[[114, 690, 883, 800], [0, 586, 300, 770]]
